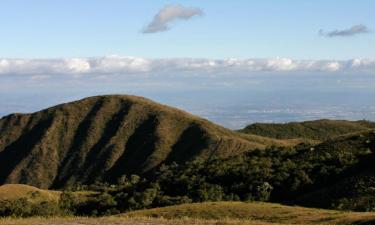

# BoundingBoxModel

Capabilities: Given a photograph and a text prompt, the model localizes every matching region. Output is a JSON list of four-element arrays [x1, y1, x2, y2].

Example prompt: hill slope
[[0, 184, 60, 203], [240, 119, 375, 141], [3, 200, 375, 224], [290, 130, 375, 210], [123, 201, 375, 225], [0, 95, 294, 189]]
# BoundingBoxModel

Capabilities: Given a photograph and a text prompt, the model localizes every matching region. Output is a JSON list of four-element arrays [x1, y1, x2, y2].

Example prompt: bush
[[0, 198, 60, 217]]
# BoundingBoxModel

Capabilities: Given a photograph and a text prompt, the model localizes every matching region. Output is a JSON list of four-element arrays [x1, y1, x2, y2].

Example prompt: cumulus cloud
[[0, 56, 375, 78], [92, 55, 151, 73], [142, 4, 204, 33], [319, 24, 370, 37], [63, 58, 91, 73]]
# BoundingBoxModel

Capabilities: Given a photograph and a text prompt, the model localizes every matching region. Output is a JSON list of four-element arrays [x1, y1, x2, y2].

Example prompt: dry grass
[[0, 184, 95, 203], [122, 201, 375, 225], [0, 184, 60, 202], [0, 217, 279, 225], [2, 201, 375, 224]]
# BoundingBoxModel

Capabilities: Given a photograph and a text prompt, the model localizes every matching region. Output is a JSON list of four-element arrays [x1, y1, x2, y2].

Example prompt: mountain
[[240, 119, 375, 141], [0, 95, 298, 189]]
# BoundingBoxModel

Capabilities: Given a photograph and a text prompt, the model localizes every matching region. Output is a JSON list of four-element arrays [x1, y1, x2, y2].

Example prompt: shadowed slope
[[291, 130, 375, 210]]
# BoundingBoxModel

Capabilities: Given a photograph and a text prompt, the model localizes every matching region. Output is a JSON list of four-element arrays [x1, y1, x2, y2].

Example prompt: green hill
[[0, 95, 298, 189], [240, 119, 375, 141], [290, 130, 375, 210]]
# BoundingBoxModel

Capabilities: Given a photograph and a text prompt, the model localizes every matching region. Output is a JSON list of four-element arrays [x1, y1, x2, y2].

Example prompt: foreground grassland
[[2, 202, 375, 225], [123, 202, 375, 225], [0, 217, 280, 225]]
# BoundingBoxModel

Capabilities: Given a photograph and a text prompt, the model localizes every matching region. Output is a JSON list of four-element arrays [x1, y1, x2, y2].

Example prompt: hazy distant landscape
[[2, 86, 375, 129]]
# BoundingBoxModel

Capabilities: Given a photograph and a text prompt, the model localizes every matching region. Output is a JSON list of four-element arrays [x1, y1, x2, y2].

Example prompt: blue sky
[[0, 0, 374, 59], [1, 1, 375, 128]]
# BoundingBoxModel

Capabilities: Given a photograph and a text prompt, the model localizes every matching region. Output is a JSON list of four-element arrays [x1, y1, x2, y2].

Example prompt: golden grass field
[[0, 217, 281, 225], [0, 184, 60, 202], [2, 202, 375, 225], [122, 202, 375, 225], [0, 184, 95, 204]]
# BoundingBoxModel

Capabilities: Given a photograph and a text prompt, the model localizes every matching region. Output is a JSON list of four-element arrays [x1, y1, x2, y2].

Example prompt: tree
[[255, 182, 273, 201]]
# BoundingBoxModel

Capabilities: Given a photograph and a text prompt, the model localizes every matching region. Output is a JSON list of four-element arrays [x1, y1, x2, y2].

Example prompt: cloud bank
[[0, 56, 374, 77], [319, 24, 370, 37], [142, 4, 204, 33]]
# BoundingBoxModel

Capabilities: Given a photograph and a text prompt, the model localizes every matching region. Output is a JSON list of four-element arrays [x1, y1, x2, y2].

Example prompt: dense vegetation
[[241, 119, 375, 141]]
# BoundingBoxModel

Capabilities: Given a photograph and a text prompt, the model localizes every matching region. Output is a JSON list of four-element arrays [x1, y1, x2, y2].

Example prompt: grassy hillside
[[240, 119, 375, 141], [123, 201, 375, 225], [0, 95, 297, 189], [0, 184, 60, 203]]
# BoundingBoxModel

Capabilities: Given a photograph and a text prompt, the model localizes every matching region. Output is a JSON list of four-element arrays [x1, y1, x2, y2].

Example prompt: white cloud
[[264, 58, 297, 71], [63, 58, 91, 73], [0, 56, 374, 78], [323, 62, 341, 72], [0, 59, 10, 73], [350, 58, 375, 67], [142, 4, 204, 33], [92, 55, 151, 73]]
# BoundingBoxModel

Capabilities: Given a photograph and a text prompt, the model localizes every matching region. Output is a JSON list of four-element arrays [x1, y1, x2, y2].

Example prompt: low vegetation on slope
[[123, 201, 375, 225], [0, 184, 96, 217], [3, 202, 375, 224], [0, 95, 297, 189], [0, 217, 277, 225], [240, 119, 375, 141], [0, 184, 60, 202]]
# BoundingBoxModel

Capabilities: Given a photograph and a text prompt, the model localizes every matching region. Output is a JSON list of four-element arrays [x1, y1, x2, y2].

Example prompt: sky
[[1, 0, 375, 128], [0, 0, 374, 59]]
